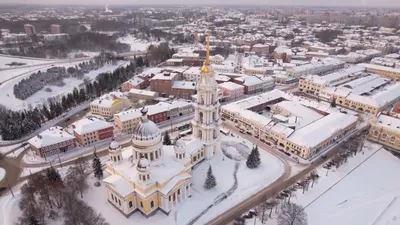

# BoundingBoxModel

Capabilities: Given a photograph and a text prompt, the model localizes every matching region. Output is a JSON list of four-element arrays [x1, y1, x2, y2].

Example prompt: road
[[206, 124, 369, 225]]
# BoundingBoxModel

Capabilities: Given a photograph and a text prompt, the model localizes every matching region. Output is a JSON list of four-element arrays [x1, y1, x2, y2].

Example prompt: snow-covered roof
[[218, 81, 244, 90], [274, 101, 324, 129], [287, 113, 358, 148], [172, 81, 196, 90], [103, 175, 133, 198], [28, 126, 75, 149], [358, 63, 400, 74], [128, 89, 157, 97], [132, 116, 161, 141], [72, 117, 113, 135], [90, 94, 122, 108], [106, 145, 191, 197], [375, 114, 400, 131]]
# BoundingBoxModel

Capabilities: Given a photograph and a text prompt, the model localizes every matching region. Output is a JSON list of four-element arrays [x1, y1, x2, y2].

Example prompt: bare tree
[[266, 200, 279, 218], [65, 166, 89, 198], [277, 203, 308, 225], [256, 197, 269, 223], [74, 157, 89, 175], [308, 171, 320, 188], [64, 197, 109, 225]]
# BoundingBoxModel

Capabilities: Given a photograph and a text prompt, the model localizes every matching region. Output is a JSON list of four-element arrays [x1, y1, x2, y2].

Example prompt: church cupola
[[174, 139, 186, 160], [108, 139, 122, 163], [137, 157, 151, 183]]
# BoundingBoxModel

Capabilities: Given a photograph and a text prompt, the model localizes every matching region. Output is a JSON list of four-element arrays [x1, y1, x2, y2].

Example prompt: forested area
[[0, 61, 137, 140], [13, 53, 116, 100], [4, 32, 131, 58]]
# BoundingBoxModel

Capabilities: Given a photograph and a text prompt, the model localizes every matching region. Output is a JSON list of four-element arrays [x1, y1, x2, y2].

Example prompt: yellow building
[[104, 107, 207, 217], [90, 92, 131, 117], [358, 63, 400, 81], [368, 114, 400, 151]]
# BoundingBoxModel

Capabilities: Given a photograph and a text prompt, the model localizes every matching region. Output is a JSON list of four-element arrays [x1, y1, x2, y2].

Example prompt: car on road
[[321, 155, 327, 160]]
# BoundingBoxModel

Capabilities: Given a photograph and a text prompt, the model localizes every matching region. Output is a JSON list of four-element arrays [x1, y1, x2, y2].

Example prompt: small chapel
[[103, 31, 221, 218]]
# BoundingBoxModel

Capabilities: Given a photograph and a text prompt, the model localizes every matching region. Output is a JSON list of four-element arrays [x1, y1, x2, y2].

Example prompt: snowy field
[[0, 168, 5, 183], [246, 141, 400, 225], [0, 64, 52, 84], [0, 55, 58, 69], [0, 61, 127, 110], [117, 35, 159, 52]]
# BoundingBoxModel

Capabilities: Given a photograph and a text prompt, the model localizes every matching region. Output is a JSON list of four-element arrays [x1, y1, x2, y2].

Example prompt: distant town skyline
[[0, 0, 399, 7]]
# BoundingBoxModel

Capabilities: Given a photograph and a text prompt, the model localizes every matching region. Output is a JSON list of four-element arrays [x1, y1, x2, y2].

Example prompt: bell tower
[[191, 30, 221, 159]]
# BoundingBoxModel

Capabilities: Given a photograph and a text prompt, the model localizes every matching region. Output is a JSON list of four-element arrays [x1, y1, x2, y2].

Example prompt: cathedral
[[103, 32, 221, 218]]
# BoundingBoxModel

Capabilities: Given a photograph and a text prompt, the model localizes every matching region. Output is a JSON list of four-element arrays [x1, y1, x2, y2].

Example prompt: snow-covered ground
[[246, 141, 400, 225], [67, 51, 100, 59], [117, 35, 159, 52], [0, 55, 58, 69], [1, 134, 284, 225], [0, 168, 5, 183], [0, 61, 127, 110], [0, 64, 51, 84]]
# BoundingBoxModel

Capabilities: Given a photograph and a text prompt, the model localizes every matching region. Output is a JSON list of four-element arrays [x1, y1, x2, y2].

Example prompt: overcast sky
[[0, 0, 399, 7]]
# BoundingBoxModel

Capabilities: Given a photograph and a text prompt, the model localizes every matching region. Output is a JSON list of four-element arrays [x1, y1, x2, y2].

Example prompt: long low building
[[298, 66, 365, 95], [358, 63, 400, 81], [28, 126, 76, 158], [222, 90, 358, 159], [114, 100, 193, 133], [320, 82, 400, 115]]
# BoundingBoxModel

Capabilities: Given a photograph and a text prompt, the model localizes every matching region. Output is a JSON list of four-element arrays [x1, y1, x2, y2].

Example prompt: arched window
[[213, 130, 217, 139], [199, 112, 204, 123], [140, 202, 143, 208], [382, 133, 387, 139], [117, 155, 120, 161], [129, 201, 133, 208], [391, 136, 396, 143], [373, 130, 379, 137], [198, 130, 202, 139], [150, 201, 154, 208]]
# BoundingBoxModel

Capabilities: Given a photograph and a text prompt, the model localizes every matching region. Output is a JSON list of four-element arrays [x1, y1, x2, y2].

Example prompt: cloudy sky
[[0, 0, 399, 7]]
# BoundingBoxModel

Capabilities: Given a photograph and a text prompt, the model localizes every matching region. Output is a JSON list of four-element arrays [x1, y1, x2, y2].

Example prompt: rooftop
[[28, 126, 75, 149], [72, 117, 113, 135]]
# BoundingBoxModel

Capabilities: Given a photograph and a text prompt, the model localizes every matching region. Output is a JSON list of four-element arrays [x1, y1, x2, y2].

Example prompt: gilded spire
[[200, 29, 213, 74]]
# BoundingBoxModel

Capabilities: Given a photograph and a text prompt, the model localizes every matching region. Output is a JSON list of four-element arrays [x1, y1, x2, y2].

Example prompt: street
[[205, 123, 369, 225]]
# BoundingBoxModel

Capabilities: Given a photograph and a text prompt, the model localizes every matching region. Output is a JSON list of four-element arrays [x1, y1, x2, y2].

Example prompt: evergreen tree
[[45, 167, 62, 182], [163, 131, 172, 145], [28, 215, 40, 225], [204, 165, 217, 189], [136, 56, 144, 67], [92, 152, 103, 179], [246, 146, 261, 169]]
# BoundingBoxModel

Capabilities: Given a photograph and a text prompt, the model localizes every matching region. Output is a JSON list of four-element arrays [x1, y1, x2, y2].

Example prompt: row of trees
[[249, 133, 367, 225], [323, 133, 366, 176], [0, 61, 137, 140]]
